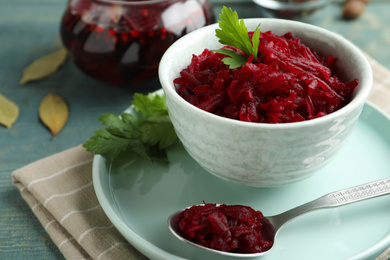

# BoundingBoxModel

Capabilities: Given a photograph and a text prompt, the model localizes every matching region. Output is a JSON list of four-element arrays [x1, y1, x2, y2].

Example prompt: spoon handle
[[270, 177, 390, 230], [323, 177, 390, 206]]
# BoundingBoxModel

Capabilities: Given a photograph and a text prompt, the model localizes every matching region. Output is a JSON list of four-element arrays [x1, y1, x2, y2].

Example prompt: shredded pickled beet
[[174, 31, 359, 123], [176, 203, 273, 253]]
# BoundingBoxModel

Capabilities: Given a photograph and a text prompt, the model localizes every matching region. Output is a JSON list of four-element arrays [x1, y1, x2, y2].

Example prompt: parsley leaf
[[140, 115, 177, 150], [214, 6, 261, 68], [213, 48, 248, 69], [83, 93, 177, 163], [132, 93, 168, 116]]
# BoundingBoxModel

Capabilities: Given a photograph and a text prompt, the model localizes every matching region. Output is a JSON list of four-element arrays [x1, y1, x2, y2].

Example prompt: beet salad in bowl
[[159, 7, 372, 187]]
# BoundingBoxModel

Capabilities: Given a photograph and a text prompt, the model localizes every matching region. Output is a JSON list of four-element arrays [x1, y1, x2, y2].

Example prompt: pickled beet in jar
[[60, 0, 215, 89]]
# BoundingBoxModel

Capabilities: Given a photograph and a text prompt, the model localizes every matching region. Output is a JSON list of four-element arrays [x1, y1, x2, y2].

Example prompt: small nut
[[342, 0, 366, 20]]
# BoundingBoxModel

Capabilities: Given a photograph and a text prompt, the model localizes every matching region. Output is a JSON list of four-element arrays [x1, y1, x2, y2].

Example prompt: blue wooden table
[[1, 0, 389, 259]]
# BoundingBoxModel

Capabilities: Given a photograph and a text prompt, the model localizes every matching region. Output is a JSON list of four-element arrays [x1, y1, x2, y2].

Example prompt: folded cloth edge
[[12, 145, 148, 260], [12, 178, 91, 259]]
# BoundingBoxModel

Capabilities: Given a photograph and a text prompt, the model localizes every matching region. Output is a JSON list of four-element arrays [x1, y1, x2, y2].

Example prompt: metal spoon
[[168, 177, 390, 257]]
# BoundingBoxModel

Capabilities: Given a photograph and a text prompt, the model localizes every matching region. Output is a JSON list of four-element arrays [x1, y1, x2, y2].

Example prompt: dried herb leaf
[[20, 48, 68, 85], [39, 93, 69, 137], [0, 93, 20, 128]]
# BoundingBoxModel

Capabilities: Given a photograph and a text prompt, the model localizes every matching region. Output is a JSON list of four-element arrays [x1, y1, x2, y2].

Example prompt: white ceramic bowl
[[159, 18, 372, 187]]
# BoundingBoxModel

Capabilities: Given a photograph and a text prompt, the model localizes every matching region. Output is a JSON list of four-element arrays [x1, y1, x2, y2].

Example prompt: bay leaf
[[0, 93, 20, 128], [19, 48, 68, 85], [39, 93, 69, 137]]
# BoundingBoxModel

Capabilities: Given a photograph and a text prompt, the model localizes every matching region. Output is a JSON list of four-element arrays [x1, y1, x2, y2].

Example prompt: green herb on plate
[[83, 93, 177, 163], [213, 6, 261, 69]]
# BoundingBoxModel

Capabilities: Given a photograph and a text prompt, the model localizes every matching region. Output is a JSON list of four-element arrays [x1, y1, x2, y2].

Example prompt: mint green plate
[[93, 101, 390, 260]]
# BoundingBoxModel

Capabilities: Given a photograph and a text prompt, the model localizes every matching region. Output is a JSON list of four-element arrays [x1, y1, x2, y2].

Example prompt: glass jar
[[60, 0, 215, 90]]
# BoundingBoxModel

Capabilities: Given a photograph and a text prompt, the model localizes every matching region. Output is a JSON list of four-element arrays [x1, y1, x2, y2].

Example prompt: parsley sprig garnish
[[214, 6, 261, 69], [83, 93, 177, 163]]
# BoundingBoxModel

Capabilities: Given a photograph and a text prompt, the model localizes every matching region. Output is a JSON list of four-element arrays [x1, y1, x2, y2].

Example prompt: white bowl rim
[[159, 18, 373, 130]]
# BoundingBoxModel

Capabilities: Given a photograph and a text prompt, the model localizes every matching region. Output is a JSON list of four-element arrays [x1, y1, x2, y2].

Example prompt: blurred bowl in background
[[252, 0, 328, 20]]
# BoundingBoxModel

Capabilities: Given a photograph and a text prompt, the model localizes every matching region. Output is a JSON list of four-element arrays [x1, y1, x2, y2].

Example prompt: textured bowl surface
[[159, 18, 372, 187]]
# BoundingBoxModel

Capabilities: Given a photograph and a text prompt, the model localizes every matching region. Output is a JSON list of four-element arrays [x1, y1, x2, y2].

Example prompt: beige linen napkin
[[12, 55, 390, 260], [12, 145, 148, 260]]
